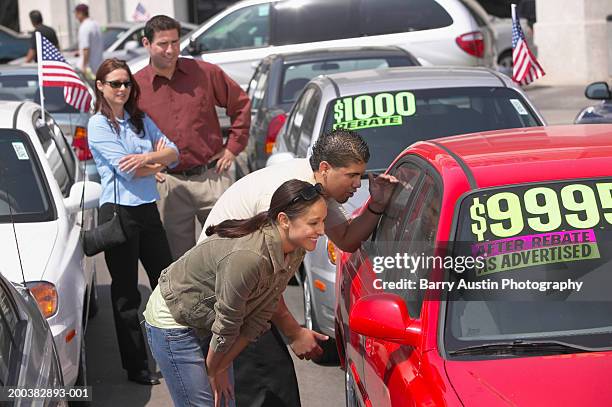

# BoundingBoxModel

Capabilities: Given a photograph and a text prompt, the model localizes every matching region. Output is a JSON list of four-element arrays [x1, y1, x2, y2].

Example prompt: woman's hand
[[208, 369, 234, 407], [154, 138, 167, 152], [119, 153, 150, 172]]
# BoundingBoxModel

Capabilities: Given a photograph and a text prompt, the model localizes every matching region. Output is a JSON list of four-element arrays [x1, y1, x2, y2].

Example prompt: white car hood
[[0, 222, 58, 283]]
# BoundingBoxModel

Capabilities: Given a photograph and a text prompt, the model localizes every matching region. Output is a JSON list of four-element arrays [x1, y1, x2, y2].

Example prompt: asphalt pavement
[[83, 83, 593, 406]]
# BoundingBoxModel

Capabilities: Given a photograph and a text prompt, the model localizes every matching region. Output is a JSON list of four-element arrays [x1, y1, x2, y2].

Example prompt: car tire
[[71, 336, 89, 406], [345, 354, 358, 407], [88, 272, 98, 319], [302, 277, 339, 364]]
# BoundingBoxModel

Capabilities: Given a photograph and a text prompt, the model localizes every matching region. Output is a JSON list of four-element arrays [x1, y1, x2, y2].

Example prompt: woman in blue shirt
[[88, 58, 179, 386]]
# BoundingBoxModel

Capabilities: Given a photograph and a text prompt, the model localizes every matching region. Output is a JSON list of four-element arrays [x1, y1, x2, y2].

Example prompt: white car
[[130, 0, 497, 88], [0, 100, 101, 386]]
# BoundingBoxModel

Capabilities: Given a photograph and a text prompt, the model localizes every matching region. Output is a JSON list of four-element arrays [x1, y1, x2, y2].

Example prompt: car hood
[[445, 351, 612, 405], [0, 222, 58, 283]]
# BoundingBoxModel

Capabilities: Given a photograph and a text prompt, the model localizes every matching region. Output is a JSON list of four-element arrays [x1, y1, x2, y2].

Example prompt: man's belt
[[167, 160, 218, 176]]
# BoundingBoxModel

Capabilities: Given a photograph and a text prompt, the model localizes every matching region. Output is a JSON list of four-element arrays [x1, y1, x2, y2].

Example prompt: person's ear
[[96, 80, 104, 92], [277, 212, 290, 230], [318, 161, 331, 176], [142, 37, 150, 49]]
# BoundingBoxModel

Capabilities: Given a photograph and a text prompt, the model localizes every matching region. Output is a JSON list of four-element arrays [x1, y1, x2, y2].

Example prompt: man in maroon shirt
[[135, 15, 251, 259]]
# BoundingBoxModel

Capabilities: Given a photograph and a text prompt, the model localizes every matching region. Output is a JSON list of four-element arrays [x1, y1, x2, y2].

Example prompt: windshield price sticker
[[333, 91, 416, 131], [12, 142, 29, 160], [469, 181, 612, 242]]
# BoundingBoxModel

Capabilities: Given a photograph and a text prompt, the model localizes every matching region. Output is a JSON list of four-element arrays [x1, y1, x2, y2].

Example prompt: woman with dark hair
[[88, 58, 179, 385], [143, 179, 327, 407]]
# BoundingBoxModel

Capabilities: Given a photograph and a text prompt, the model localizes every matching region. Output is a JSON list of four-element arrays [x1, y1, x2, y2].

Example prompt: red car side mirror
[[349, 293, 421, 347]]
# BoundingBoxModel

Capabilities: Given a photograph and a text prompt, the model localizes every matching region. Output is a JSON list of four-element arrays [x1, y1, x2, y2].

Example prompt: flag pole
[[35, 31, 45, 123], [511, 3, 517, 22]]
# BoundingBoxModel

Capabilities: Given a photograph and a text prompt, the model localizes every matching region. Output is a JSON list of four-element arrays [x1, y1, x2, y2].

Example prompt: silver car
[[267, 66, 546, 360], [0, 270, 65, 406], [0, 65, 98, 181]]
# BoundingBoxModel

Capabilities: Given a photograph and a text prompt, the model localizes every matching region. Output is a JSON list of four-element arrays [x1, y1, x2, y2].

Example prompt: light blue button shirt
[[88, 111, 179, 207]]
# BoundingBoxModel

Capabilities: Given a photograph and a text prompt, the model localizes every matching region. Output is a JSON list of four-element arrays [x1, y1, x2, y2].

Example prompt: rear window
[[323, 87, 541, 171], [0, 129, 54, 223], [359, 0, 453, 36], [281, 56, 417, 103], [273, 0, 358, 45], [0, 74, 88, 114]]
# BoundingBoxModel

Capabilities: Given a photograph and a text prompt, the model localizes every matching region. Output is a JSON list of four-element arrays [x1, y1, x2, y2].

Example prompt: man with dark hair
[[24, 10, 59, 63], [197, 129, 397, 407], [74, 3, 103, 78], [135, 15, 251, 260]]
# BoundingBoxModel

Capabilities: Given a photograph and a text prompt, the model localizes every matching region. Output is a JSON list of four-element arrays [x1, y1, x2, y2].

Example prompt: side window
[[0, 283, 20, 386], [359, 0, 453, 36], [285, 87, 316, 153], [34, 115, 74, 196], [273, 0, 358, 45], [295, 90, 321, 157], [247, 65, 269, 112], [196, 4, 270, 52], [374, 162, 423, 244]]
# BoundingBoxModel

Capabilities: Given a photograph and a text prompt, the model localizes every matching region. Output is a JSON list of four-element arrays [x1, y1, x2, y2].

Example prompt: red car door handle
[[365, 338, 374, 356]]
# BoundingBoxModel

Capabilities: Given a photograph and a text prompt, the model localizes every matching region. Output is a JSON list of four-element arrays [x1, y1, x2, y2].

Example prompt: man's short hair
[[74, 4, 89, 16], [144, 15, 181, 42], [309, 129, 370, 170], [29, 10, 43, 25]]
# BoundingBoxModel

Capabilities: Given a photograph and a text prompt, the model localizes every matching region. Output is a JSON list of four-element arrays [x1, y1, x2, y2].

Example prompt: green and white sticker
[[332, 91, 417, 130]]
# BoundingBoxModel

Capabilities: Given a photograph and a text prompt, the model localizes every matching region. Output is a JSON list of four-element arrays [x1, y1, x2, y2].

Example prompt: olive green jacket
[[159, 224, 304, 352]]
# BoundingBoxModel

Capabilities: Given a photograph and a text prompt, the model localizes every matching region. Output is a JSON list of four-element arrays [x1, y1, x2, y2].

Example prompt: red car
[[336, 124, 612, 406]]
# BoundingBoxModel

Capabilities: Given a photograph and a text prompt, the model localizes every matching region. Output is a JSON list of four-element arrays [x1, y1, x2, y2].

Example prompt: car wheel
[[498, 50, 513, 69], [88, 272, 98, 319], [71, 336, 89, 406], [302, 277, 339, 364], [345, 354, 358, 407]]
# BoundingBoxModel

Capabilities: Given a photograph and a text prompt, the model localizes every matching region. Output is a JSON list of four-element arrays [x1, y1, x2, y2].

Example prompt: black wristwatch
[[367, 203, 384, 216]]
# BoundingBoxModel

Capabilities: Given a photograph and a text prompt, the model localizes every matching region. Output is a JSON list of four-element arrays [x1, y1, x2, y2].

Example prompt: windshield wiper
[[448, 340, 611, 356]]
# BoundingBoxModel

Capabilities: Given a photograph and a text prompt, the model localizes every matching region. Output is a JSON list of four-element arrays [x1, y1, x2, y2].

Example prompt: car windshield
[[0, 129, 53, 223], [102, 27, 128, 50], [323, 87, 541, 171], [0, 74, 85, 113], [445, 178, 612, 354], [281, 56, 416, 103]]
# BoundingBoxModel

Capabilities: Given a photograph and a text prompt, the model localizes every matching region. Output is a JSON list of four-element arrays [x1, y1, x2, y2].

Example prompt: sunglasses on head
[[104, 80, 132, 89], [288, 183, 323, 205]]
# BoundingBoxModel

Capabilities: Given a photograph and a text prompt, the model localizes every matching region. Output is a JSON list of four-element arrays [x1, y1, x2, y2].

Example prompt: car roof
[[311, 66, 510, 95], [0, 100, 27, 128], [411, 124, 612, 189], [265, 46, 414, 65], [0, 65, 38, 75]]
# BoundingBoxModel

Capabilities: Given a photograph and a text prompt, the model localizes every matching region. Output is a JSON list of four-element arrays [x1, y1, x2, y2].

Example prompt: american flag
[[132, 3, 150, 22], [39, 34, 92, 112], [511, 4, 545, 85]]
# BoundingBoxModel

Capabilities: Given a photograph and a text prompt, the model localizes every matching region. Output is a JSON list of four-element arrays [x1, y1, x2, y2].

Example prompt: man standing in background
[[24, 10, 59, 62], [74, 3, 103, 79]]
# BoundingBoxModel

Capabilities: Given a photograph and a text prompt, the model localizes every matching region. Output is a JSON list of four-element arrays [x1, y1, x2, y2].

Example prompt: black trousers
[[99, 202, 173, 373], [234, 325, 301, 407]]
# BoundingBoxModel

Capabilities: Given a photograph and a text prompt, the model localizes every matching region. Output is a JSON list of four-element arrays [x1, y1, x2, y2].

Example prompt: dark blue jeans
[[145, 322, 235, 407]]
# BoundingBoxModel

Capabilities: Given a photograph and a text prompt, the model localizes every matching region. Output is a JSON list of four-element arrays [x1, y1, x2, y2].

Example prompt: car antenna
[[1, 167, 28, 287]]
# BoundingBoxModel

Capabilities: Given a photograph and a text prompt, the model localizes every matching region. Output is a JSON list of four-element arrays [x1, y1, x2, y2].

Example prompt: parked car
[[336, 124, 612, 406], [0, 65, 98, 181], [266, 66, 544, 359], [0, 270, 65, 405], [129, 0, 497, 88], [0, 100, 101, 387], [575, 81, 612, 124], [0, 25, 29, 63], [246, 46, 420, 170]]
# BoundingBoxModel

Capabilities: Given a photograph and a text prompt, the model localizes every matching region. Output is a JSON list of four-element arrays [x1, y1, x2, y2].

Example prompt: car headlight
[[26, 281, 58, 318]]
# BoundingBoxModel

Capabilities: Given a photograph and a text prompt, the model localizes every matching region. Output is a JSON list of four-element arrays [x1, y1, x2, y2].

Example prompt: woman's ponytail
[[205, 212, 269, 238]]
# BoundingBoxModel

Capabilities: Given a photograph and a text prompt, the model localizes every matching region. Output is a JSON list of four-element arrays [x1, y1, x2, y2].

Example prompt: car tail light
[[26, 281, 58, 318], [327, 240, 336, 265], [456, 31, 485, 58], [265, 113, 287, 154], [72, 126, 93, 161]]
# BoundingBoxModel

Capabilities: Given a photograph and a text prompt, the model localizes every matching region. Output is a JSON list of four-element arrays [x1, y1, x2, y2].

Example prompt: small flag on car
[[132, 2, 151, 22], [511, 3, 545, 85], [36, 32, 92, 115]]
